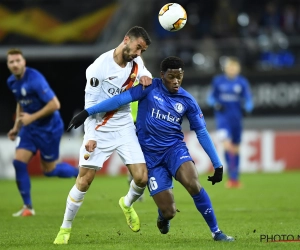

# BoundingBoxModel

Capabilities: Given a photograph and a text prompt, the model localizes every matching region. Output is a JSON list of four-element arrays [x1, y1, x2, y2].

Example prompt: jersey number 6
[[148, 177, 158, 191]]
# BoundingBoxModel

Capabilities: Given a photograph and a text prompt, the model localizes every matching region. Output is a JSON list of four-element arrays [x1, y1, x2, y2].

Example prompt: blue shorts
[[216, 119, 242, 144], [17, 124, 63, 162], [144, 142, 193, 196]]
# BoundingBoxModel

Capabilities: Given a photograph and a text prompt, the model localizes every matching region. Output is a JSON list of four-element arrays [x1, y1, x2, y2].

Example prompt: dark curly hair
[[160, 56, 184, 72]]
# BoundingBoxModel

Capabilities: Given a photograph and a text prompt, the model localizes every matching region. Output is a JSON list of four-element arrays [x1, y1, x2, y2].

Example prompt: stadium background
[[0, 0, 299, 179]]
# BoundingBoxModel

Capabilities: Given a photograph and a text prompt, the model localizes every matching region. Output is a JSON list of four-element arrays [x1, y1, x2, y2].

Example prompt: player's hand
[[19, 112, 35, 126], [207, 166, 223, 185], [85, 140, 97, 153], [67, 110, 89, 131], [7, 128, 19, 141], [139, 76, 152, 89]]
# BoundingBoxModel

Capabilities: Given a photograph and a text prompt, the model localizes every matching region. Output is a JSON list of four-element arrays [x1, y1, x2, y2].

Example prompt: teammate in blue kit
[[207, 57, 253, 188], [6, 49, 78, 217], [68, 56, 234, 241]]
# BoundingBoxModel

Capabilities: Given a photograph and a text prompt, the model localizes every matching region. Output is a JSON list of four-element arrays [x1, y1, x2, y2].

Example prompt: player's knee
[[132, 170, 148, 187], [76, 176, 92, 192], [161, 205, 176, 220]]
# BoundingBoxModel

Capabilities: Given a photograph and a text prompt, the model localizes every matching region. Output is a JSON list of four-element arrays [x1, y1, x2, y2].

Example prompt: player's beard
[[122, 45, 135, 62], [12, 66, 25, 79]]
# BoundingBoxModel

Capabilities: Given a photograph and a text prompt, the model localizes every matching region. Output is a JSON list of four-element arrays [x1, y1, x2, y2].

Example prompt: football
[[158, 3, 187, 32]]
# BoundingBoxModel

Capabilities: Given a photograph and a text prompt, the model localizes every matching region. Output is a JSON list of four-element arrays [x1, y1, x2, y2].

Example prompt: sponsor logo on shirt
[[43, 155, 54, 160], [108, 76, 118, 80], [19, 99, 33, 105], [220, 93, 239, 101], [108, 86, 127, 95], [180, 155, 190, 159], [151, 108, 180, 123], [154, 96, 163, 102]]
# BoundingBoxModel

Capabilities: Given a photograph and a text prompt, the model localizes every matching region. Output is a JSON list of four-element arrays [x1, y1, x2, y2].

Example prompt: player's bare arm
[[7, 103, 22, 141], [19, 96, 60, 126]]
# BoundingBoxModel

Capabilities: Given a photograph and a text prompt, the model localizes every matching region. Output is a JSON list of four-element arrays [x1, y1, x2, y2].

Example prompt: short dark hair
[[160, 56, 184, 72], [7, 48, 24, 57], [126, 26, 151, 45]]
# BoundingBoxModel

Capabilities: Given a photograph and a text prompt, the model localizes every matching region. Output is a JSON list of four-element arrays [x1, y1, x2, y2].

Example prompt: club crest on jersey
[[21, 87, 27, 96], [90, 77, 99, 87], [84, 153, 90, 160], [174, 102, 184, 113], [234, 84, 242, 93], [130, 73, 136, 81]]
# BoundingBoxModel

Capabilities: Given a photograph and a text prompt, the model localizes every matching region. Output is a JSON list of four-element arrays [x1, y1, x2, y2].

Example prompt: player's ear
[[124, 36, 130, 45], [160, 71, 165, 79]]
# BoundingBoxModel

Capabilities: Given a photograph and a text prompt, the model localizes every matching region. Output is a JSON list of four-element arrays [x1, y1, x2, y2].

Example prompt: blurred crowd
[[153, 0, 300, 39], [151, 0, 300, 71]]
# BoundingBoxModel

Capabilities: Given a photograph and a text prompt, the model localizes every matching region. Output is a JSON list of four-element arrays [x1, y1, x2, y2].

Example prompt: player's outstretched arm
[[67, 87, 141, 131], [195, 127, 223, 185]]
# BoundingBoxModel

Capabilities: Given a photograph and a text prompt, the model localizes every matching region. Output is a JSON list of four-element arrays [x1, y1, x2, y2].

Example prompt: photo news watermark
[[260, 234, 300, 243]]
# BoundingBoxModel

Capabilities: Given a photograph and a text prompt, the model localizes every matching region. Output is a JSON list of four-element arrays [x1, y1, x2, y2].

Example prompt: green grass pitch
[[0, 172, 299, 250]]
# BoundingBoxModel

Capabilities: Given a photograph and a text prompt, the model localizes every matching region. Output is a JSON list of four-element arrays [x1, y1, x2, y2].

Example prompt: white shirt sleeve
[[83, 58, 104, 140], [85, 57, 104, 95], [136, 57, 152, 79], [83, 93, 98, 141]]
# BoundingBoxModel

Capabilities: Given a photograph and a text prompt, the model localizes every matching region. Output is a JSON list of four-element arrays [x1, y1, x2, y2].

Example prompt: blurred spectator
[[282, 5, 297, 35], [212, 0, 237, 38], [260, 2, 281, 31]]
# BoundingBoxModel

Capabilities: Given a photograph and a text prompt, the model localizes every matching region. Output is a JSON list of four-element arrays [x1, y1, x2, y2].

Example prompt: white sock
[[124, 180, 145, 207], [61, 185, 86, 228]]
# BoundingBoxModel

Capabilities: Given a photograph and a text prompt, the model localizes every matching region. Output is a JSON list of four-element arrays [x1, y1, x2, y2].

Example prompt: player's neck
[[113, 48, 126, 68]]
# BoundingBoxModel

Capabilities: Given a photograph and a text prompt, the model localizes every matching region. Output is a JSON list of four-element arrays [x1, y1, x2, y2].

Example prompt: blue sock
[[158, 209, 166, 220], [44, 162, 78, 178], [225, 152, 239, 181], [231, 154, 240, 181], [192, 188, 219, 233], [13, 160, 32, 208]]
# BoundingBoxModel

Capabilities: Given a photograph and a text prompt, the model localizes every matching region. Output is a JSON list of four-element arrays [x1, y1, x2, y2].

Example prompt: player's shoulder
[[178, 87, 196, 100], [212, 74, 225, 82], [151, 78, 163, 89], [94, 49, 113, 64], [237, 74, 249, 83], [133, 56, 145, 66], [26, 67, 46, 81], [6, 74, 15, 87], [87, 50, 113, 73]]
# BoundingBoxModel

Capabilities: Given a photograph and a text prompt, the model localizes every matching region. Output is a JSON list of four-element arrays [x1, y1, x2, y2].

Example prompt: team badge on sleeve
[[90, 77, 99, 87]]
